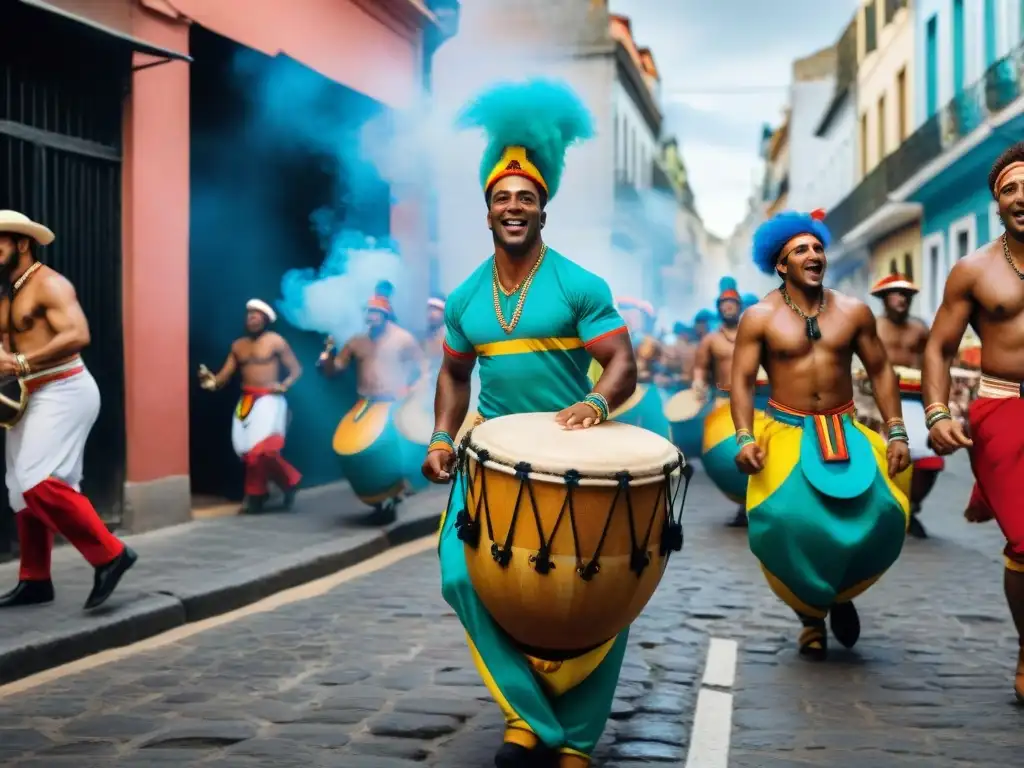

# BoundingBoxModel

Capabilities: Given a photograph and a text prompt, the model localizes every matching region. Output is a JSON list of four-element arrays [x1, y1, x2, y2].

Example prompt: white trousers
[[5, 366, 100, 512], [902, 397, 936, 461], [231, 393, 288, 457]]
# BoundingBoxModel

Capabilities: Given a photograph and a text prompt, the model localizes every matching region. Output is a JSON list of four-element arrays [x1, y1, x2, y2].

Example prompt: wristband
[[580, 400, 604, 422], [736, 430, 755, 447], [583, 392, 609, 421], [924, 403, 952, 429], [14, 354, 29, 376], [428, 431, 455, 453]]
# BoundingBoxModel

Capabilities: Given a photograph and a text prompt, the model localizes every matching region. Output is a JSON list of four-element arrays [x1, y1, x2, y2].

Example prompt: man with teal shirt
[[421, 80, 638, 768]]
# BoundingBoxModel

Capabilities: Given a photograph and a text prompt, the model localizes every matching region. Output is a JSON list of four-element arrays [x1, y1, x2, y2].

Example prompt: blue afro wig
[[694, 309, 714, 324], [741, 292, 760, 309], [718, 276, 738, 294], [456, 79, 594, 201], [752, 209, 832, 276]]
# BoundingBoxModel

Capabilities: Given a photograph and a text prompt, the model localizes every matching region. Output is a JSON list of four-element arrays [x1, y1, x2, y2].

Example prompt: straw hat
[[0, 211, 54, 246]]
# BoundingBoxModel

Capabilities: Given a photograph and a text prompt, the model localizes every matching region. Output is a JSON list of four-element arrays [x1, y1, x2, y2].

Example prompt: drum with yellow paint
[[700, 382, 771, 503], [587, 359, 672, 439], [333, 398, 407, 507], [458, 412, 689, 654], [664, 388, 712, 460]]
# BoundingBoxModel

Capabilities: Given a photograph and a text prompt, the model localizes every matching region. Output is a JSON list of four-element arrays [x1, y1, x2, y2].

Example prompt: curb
[[0, 510, 442, 687]]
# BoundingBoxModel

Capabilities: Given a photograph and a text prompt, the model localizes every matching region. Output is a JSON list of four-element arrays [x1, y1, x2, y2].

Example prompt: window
[[950, 213, 977, 262], [922, 233, 945, 317], [984, 0, 997, 67], [865, 1, 878, 53], [925, 16, 939, 116], [896, 68, 907, 141], [884, 0, 904, 24], [877, 93, 886, 159], [953, 0, 965, 94], [860, 112, 869, 176]]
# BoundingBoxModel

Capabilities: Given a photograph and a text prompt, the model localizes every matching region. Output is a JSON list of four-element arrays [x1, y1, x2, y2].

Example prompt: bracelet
[[583, 392, 609, 421], [14, 354, 29, 376], [885, 417, 905, 427], [428, 431, 454, 453], [580, 399, 604, 422], [736, 430, 756, 447], [924, 403, 952, 429]]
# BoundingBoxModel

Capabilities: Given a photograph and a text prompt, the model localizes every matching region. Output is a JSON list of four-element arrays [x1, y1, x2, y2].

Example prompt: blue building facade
[[909, 0, 1023, 317]]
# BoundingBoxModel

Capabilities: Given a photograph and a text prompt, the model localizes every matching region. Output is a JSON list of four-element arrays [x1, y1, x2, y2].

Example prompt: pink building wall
[[119, 0, 430, 530]]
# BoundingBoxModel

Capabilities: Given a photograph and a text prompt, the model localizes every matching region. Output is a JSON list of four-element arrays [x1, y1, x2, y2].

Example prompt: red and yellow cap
[[367, 295, 392, 315], [870, 274, 918, 296], [484, 146, 548, 196]]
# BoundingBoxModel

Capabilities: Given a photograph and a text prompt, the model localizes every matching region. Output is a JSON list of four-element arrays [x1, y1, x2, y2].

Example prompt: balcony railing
[[825, 40, 1024, 242]]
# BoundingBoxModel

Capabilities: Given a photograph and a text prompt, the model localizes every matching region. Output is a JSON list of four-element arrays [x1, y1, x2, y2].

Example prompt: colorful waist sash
[[236, 385, 275, 421], [978, 373, 1023, 399], [764, 399, 877, 499]]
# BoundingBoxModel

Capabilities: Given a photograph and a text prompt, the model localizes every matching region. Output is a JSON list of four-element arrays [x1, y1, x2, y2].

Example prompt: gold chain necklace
[[492, 244, 546, 334], [780, 285, 826, 340], [12, 262, 42, 294], [1002, 233, 1024, 280]]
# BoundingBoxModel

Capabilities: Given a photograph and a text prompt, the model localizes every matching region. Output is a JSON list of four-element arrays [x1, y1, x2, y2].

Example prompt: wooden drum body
[[455, 413, 690, 656]]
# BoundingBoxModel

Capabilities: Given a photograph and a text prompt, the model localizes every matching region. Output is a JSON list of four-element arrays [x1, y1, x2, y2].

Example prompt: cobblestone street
[[0, 454, 1019, 767]]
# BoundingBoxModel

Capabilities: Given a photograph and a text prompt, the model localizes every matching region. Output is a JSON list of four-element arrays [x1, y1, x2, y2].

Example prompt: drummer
[[693, 277, 750, 526], [733, 209, 911, 659], [870, 273, 938, 538], [318, 291, 423, 519], [657, 321, 696, 391], [694, 309, 714, 340], [618, 297, 661, 383], [422, 79, 637, 768], [424, 295, 446, 363]]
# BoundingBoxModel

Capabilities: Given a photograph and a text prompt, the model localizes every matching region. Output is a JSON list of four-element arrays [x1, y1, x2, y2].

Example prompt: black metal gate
[[0, 5, 129, 539]]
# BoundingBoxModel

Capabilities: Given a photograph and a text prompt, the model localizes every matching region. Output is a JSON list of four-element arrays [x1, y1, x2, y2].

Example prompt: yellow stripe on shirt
[[474, 336, 584, 357]]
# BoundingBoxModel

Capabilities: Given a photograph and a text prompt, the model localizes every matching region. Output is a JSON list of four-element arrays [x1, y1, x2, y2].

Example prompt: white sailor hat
[[246, 298, 277, 323]]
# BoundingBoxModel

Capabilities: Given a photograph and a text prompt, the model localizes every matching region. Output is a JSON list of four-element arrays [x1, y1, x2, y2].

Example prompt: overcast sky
[[609, 0, 860, 238]]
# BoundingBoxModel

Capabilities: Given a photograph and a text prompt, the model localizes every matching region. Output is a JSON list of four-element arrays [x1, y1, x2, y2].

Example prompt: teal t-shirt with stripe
[[443, 248, 626, 420]]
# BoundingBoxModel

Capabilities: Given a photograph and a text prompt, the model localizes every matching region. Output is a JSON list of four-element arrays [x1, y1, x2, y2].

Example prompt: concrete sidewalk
[[0, 482, 447, 685]]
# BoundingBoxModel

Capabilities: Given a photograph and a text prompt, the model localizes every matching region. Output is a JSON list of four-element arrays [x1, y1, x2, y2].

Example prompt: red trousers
[[967, 397, 1024, 566], [243, 435, 302, 497], [16, 477, 124, 582]]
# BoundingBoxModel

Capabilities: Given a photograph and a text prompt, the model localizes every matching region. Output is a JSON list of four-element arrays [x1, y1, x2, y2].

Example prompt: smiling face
[[777, 233, 826, 288], [487, 175, 546, 255], [996, 165, 1024, 243]]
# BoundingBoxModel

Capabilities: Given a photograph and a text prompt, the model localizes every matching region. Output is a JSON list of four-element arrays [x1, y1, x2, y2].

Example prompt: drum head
[[664, 388, 703, 421], [468, 412, 680, 480], [394, 395, 433, 445]]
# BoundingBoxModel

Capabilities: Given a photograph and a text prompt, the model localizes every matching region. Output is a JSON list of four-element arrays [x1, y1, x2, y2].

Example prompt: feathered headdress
[[694, 309, 714, 324], [752, 208, 832, 276], [456, 79, 595, 202], [741, 292, 760, 309], [717, 276, 740, 304]]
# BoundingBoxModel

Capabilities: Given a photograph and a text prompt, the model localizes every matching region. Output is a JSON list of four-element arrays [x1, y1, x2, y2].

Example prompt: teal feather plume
[[718, 276, 738, 293], [456, 79, 594, 199]]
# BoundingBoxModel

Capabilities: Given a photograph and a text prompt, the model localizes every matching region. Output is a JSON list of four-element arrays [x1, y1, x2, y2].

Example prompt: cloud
[[610, 0, 859, 235]]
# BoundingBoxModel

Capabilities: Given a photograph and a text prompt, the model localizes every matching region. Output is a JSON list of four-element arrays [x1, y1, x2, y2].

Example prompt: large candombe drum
[[459, 412, 689, 654]]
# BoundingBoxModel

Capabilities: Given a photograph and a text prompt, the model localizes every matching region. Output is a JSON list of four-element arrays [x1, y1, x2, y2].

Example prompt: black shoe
[[829, 600, 861, 649], [84, 546, 137, 610], [0, 579, 54, 607], [907, 514, 928, 539], [243, 494, 269, 515], [494, 742, 534, 768], [361, 499, 398, 526], [281, 486, 298, 511], [726, 507, 748, 528]]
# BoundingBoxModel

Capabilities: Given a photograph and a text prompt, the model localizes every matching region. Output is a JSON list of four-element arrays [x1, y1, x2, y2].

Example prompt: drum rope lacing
[[448, 432, 692, 579]]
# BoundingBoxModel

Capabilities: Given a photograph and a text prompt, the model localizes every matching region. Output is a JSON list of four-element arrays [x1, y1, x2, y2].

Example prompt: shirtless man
[[922, 141, 1024, 701], [870, 274, 937, 538], [424, 296, 446, 360], [318, 293, 423, 401], [656, 321, 696, 390], [733, 209, 911, 657], [0, 211, 136, 610], [199, 299, 302, 514], [693, 280, 750, 526], [618, 298, 662, 383]]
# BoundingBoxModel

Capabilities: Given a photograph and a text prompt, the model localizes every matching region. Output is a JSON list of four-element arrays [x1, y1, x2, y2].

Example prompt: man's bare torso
[[957, 240, 1024, 379], [232, 333, 286, 388], [877, 316, 927, 369], [0, 264, 79, 368], [706, 329, 736, 389], [349, 324, 418, 398], [757, 289, 863, 411]]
